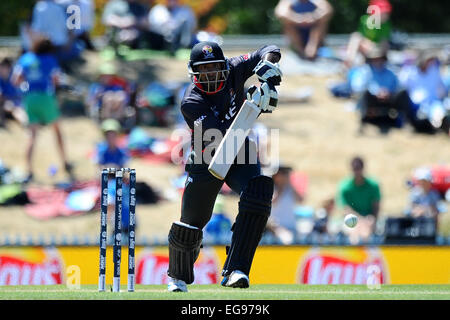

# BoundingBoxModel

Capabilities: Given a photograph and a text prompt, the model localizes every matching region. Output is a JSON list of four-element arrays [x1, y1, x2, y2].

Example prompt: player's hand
[[253, 60, 282, 86], [247, 84, 269, 111], [247, 82, 278, 112]]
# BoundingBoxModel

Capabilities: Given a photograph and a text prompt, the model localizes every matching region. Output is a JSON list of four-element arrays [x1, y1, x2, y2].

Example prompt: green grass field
[[0, 284, 449, 300]]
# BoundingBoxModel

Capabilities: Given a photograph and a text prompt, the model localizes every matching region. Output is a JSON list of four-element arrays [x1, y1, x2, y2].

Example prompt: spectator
[[95, 118, 133, 237], [406, 167, 441, 219], [265, 164, 303, 244], [275, 0, 333, 60], [87, 63, 137, 130], [148, 0, 198, 53], [29, 0, 68, 48], [312, 198, 334, 234], [337, 156, 381, 244], [57, 0, 97, 51], [28, 0, 83, 68], [351, 46, 410, 133], [0, 58, 27, 126], [95, 118, 129, 170], [399, 51, 449, 134], [102, 0, 165, 51], [11, 36, 75, 183], [345, 0, 392, 68]]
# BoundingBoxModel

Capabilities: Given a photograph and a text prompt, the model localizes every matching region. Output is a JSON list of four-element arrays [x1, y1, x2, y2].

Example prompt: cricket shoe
[[167, 277, 188, 292], [221, 270, 249, 288]]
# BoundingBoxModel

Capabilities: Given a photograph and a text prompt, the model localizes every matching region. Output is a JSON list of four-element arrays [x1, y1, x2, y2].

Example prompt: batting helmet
[[188, 41, 230, 94]]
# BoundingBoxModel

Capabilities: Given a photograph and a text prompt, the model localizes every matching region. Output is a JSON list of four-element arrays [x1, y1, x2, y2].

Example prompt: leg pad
[[222, 176, 273, 276], [168, 222, 203, 284]]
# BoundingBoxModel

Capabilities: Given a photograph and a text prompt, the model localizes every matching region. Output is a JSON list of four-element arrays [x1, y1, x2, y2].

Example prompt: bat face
[[208, 100, 261, 180]]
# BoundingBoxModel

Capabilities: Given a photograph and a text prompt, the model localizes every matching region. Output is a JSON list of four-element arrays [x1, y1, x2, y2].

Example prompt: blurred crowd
[[19, 0, 203, 69], [0, 0, 449, 245], [275, 0, 450, 136], [326, 0, 449, 136], [255, 150, 447, 246], [1, 0, 206, 181]]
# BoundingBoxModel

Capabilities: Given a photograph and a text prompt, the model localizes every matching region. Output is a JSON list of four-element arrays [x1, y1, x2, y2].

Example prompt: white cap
[[414, 167, 432, 182]]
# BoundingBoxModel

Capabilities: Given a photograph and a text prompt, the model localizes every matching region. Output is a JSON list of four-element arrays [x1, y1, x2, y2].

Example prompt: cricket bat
[[208, 100, 261, 180]]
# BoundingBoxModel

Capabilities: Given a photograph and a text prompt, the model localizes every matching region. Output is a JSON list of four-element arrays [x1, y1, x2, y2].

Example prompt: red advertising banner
[[136, 248, 219, 285], [0, 248, 64, 285], [0, 246, 448, 285], [298, 248, 388, 284]]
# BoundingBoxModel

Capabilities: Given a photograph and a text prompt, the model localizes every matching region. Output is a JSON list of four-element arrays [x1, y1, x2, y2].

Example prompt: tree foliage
[[0, 0, 448, 36]]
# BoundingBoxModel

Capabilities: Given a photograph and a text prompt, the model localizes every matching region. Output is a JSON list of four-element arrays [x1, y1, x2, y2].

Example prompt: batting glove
[[253, 60, 283, 86], [247, 82, 278, 112], [265, 81, 278, 111]]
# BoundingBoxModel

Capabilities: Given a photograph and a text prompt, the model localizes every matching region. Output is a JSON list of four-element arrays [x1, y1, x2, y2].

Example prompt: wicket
[[98, 168, 136, 292]]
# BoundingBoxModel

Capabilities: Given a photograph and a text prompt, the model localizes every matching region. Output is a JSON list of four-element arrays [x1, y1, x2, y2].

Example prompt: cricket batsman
[[167, 41, 282, 292]]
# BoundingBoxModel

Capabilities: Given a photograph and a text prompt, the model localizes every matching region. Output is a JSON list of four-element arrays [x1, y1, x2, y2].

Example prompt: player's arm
[[231, 45, 281, 82], [229, 46, 282, 112], [249, 49, 283, 112], [11, 65, 24, 87]]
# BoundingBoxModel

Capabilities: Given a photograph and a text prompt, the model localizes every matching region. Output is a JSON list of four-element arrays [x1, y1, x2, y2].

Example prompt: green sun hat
[[98, 63, 117, 75], [101, 119, 121, 133]]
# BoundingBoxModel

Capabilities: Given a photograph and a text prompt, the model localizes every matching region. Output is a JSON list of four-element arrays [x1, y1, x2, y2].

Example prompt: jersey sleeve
[[229, 45, 281, 83]]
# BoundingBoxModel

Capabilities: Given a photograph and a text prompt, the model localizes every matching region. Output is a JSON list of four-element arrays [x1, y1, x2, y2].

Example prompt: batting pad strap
[[168, 222, 203, 284]]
